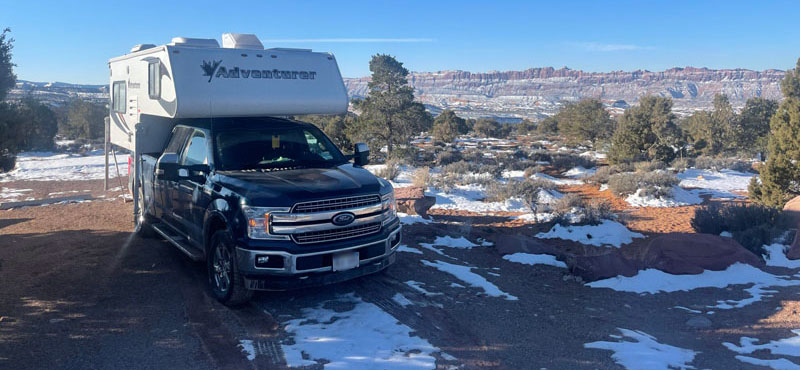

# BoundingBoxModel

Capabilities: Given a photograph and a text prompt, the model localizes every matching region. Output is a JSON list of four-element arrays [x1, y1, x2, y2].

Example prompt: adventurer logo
[[201, 60, 317, 83]]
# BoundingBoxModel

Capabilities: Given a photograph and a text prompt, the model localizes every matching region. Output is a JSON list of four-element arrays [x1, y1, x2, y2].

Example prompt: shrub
[[607, 173, 640, 196], [523, 165, 546, 179], [436, 150, 463, 166], [634, 160, 667, 173], [486, 179, 556, 212], [694, 156, 752, 173], [477, 163, 503, 178], [442, 160, 474, 176], [528, 150, 552, 163], [550, 153, 596, 172], [590, 165, 627, 184], [432, 173, 457, 192], [374, 159, 400, 180], [608, 171, 679, 197], [691, 202, 788, 257], [412, 167, 432, 188], [552, 195, 614, 226], [0, 150, 15, 173], [670, 157, 693, 172]]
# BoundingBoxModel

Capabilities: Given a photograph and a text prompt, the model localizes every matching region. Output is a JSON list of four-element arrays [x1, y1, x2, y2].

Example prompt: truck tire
[[134, 185, 155, 238], [208, 230, 253, 306]]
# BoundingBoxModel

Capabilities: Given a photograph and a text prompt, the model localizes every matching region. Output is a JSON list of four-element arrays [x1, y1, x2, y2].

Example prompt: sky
[[2, 0, 799, 84]]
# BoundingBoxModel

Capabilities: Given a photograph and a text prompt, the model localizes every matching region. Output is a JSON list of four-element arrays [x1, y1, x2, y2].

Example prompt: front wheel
[[208, 230, 253, 306]]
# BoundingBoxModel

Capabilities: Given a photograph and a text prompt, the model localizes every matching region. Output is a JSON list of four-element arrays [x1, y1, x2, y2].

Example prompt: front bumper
[[235, 222, 401, 290]]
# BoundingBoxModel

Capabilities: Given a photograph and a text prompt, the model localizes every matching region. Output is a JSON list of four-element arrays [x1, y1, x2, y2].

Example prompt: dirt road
[[1, 179, 799, 369]]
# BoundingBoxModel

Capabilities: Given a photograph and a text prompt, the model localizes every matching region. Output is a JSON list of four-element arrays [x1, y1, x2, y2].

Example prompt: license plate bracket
[[332, 251, 359, 272]]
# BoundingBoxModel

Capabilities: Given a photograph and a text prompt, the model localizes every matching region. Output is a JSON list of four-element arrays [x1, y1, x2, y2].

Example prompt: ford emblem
[[331, 212, 356, 226]]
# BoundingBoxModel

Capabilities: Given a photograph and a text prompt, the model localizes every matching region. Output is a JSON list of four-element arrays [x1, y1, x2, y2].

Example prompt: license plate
[[332, 251, 359, 272]]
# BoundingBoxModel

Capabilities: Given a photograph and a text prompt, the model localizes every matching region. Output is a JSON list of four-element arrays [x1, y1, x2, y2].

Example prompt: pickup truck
[[136, 116, 401, 305]]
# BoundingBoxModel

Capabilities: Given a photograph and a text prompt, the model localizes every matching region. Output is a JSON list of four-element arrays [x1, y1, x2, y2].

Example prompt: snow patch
[[0, 150, 129, 182], [397, 245, 423, 255], [502, 253, 567, 268], [585, 328, 697, 370], [588, 263, 800, 309], [624, 186, 703, 208], [420, 236, 479, 249], [563, 166, 596, 179], [764, 244, 800, 269], [280, 294, 440, 369], [398, 212, 433, 225], [677, 168, 754, 197], [421, 260, 517, 300], [724, 329, 800, 369], [531, 173, 584, 185], [536, 220, 644, 248]]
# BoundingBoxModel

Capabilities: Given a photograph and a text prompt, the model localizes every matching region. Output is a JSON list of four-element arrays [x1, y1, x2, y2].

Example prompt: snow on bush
[[625, 186, 703, 208], [536, 220, 644, 248]]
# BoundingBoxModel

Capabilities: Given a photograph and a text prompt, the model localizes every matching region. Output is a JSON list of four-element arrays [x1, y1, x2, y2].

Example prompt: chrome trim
[[272, 212, 385, 234], [240, 226, 401, 274], [271, 202, 383, 224], [292, 222, 381, 244], [291, 194, 381, 213]]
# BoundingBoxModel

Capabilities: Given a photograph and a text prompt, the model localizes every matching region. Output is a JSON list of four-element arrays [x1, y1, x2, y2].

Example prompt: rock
[[782, 196, 800, 260], [394, 186, 435, 219], [685, 316, 712, 329], [641, 233, 764, 274], [568, 251, 640, 281]]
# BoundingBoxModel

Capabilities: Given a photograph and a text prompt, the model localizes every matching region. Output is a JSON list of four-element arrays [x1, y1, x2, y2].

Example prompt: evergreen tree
[[295, 113, 355, 150], [751, 58, 800, 207], [536, 116, 559, 135], [472, 118, 502, 138], [431, 110, 467, 143], [609, 95, 682, 163], [0, 28, 15, 102], [59, 99, 106, 140], [349, 54, 432, 155], [555, 99, 615, 146], [683, 94, 736, 156], [16, 97, 57, 150], [736, 97, 778, 156]]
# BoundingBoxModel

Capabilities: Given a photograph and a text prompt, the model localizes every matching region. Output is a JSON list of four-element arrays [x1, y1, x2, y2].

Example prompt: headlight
[[242, 206, 290, 240], [381, 192, 397, 222]]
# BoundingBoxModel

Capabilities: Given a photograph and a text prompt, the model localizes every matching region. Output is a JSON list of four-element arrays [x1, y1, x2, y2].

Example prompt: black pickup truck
[[136, 117, 401, 305]]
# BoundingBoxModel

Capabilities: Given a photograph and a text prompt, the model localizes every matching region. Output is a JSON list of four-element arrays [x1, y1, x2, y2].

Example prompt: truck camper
[[106, 33, 400, 305]]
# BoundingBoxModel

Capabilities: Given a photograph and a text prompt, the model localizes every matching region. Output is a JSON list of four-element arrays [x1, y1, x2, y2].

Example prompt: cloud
[[261, 38, 435, 43], [570, 42, 654, 52]]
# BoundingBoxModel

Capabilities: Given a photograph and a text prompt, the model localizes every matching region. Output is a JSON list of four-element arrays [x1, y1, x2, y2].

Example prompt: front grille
[[292, 195, 381, 213], [292, 222, 381, 244]]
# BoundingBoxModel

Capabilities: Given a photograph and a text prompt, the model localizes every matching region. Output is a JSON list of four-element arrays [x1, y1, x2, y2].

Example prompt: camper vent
[[221, 33, 264, 50], [130, 44, 156, 53], [168, 37, 220, 48]]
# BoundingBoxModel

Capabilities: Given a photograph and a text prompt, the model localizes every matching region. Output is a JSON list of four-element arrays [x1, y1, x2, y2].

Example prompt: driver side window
[[182, 131, 208, 166]]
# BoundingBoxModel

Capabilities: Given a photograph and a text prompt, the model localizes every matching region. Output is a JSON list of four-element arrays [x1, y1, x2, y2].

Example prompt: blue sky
[[2, 0, 799, 84]]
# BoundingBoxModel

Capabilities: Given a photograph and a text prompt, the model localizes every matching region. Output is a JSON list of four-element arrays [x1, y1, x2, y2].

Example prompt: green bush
[[374, 159, 401, 180], [670, 157, 694, 171], [436, 150, 463, 166], [691, 202, 788, 257], [0, 149, 15, 172], [694, 156, 752, 173], [442, 160, 474, 175], [634, 160, 667, 173], [549, 153, 596, 173], [607, 171, 679, 197]]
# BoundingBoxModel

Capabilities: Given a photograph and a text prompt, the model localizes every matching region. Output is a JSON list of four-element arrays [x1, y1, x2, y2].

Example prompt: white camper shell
[[106, 33, 349, 222], [107, 33, 348, 153]]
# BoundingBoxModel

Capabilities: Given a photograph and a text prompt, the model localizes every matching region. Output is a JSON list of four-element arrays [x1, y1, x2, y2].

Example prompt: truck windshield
[[215, 126, 347, 171]]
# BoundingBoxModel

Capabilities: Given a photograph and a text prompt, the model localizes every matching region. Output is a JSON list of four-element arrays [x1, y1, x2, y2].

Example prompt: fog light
[[256, 256, 270, 264]]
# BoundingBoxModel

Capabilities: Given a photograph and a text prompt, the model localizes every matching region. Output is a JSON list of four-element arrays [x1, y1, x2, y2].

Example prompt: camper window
[[148, 62, 160, 99], [112, 81, 126, 113]]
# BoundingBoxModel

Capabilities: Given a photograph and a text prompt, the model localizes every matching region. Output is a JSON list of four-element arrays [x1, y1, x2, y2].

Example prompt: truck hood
[[215, 163, 389, 207]]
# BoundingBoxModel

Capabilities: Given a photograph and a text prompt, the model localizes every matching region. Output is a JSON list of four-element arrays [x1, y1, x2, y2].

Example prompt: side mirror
[[156, 153, 180, 181], [353, 143, 370, 166], [179, 164, 210, 183]]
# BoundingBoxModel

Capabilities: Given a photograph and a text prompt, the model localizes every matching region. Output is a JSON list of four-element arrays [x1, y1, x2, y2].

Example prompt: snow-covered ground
[[724, 330, 800, 369], [588, 263, 800, 309], [625, 186, 703, 208], [677, 168, 755, 198], [535, 220, 645, 248], [563, 166, 596, 179], [764, 244, 800, 269], [502, 253, 566, 268], [421, 259, 518, 300], [428, 184, 530, 213], [0, 150, 129, 182], [585, 328, 697, 370], [280, 293, 442, 369]]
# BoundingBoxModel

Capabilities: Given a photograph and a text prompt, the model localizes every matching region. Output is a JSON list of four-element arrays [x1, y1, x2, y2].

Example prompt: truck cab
[[139, 117, 400, 305]]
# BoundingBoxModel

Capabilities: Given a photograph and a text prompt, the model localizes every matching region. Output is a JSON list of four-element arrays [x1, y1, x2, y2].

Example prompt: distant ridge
[[344, 66, 786, 120]]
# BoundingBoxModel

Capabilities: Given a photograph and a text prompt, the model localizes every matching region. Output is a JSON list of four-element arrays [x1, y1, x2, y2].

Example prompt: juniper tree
[[608, 95, 682, 164], [750, 58, 800, 206], [348, 54, 432, 155], [431, 109, 467, 143], [555, 98, 615, 147]]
